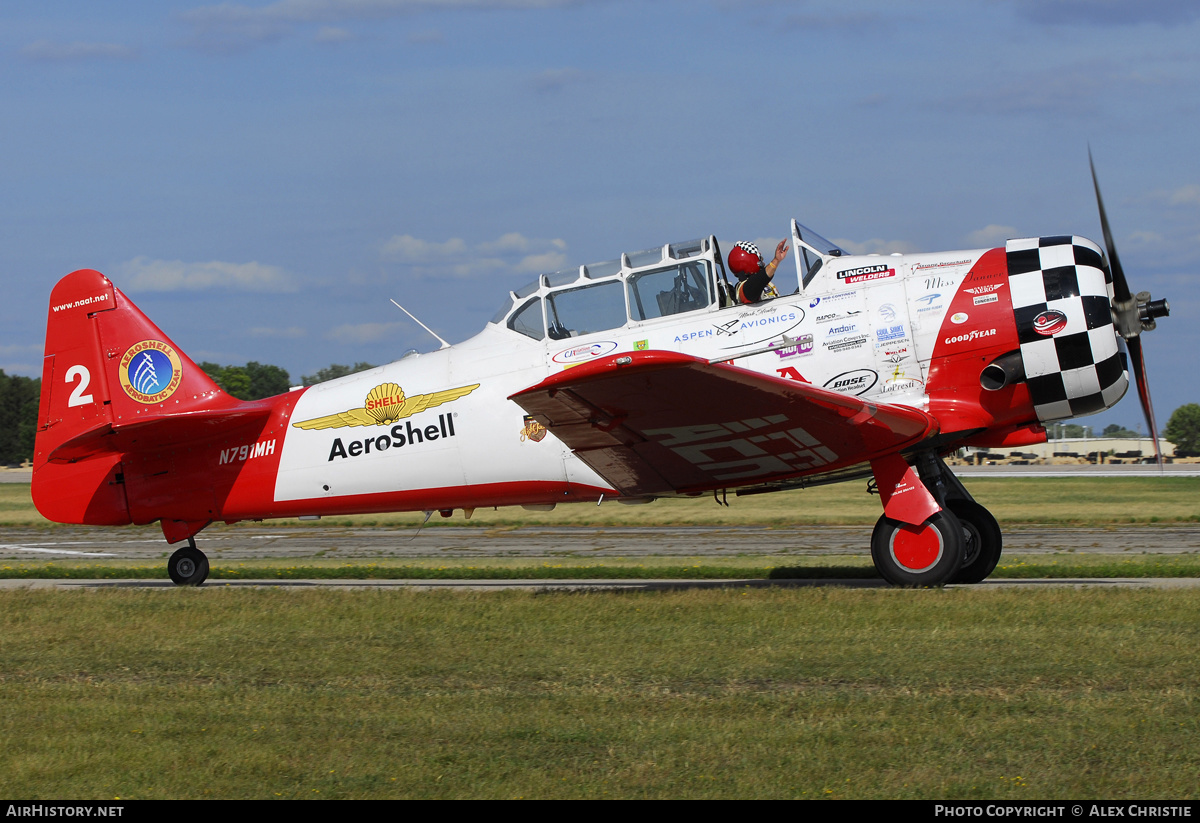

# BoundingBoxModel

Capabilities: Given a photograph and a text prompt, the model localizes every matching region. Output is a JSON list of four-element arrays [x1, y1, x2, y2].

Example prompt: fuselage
[[196, 232, 1128, 525], [34, 230, 1128, 531]]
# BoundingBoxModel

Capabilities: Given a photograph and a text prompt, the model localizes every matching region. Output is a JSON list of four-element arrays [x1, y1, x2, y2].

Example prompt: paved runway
[[3, 523, 1200, 561], [1, 523, 1197, 590]]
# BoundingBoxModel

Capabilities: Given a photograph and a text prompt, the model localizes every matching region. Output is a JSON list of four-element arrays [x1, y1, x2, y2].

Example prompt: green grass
[[1, 587, 1197, 799], [3, 476, 1200, 528], [5, 552, 1200, 580]]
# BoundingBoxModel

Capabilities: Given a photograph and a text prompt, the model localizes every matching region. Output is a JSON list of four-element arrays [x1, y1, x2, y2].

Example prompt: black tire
[[168, 545, 209, 586], [870, 510, 965, 587], [947, 499, 1003, 584]]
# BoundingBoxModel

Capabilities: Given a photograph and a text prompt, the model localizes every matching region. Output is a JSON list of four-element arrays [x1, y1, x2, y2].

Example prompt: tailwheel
[[948, 500, 1002, 584], [871, 510, 964, 587], [167, 538, 209, 586]]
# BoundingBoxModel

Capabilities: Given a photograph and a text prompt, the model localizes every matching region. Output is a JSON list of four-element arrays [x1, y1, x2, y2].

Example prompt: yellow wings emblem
[[292, 382, 480, 430]]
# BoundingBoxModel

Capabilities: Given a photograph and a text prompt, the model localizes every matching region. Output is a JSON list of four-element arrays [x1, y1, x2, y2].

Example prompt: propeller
[[1088, 149, 1171, 465]]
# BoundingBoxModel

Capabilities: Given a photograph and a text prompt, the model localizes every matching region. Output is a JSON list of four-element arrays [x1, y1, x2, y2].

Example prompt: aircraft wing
[[509, 351, 938, 497]]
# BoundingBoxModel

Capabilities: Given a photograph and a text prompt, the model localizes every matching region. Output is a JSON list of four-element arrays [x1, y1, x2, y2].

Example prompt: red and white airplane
[[31, 161, 1170, 586]]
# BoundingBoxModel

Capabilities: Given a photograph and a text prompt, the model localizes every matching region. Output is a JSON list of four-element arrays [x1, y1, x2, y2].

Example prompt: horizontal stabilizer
[[46, 404, 275, 463]]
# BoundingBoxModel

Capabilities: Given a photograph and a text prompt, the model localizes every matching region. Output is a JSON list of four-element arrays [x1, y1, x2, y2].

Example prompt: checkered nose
[[1006, 236, 1129, 421]]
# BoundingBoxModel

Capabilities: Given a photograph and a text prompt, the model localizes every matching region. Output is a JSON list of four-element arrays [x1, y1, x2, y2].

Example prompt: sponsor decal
[[52, 291, 111, 313], [1033, 309, 1068, 336], [824, 335, 868, 353], [951, 312, 969, 324], [826, 323, 858, 336], [326, 414, 457, 462], [881, 366, 924, 394], [292, 382, 479, 430], [738, 311, 799, 330], [520, 415, 548, 443], [811, 292, 858, 308], [771, 333, 814, 359], [943, 328, 997, 345], [837, 264, 895, 284], [823, 369, 878, 396], [878, 303, 898, 322], [674, 310, 802, 345], [915, 293, 945, 314], [118, 340, 183, 404], [815, 309, 861, 323], [972, 293, 999, 306], [875, 325, 906, 344], [913, 259, 972, 273], [552, 340, 618, 364], [634, 339, 649, 351], [219, 439, 277, 465], [776, 367, 809, 382], [965, 284, 1003, 295], [922, 276, 958, 290]]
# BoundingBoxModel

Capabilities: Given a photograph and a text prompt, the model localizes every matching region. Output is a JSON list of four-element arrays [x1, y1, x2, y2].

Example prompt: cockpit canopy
[[491, 237, 729, 341]]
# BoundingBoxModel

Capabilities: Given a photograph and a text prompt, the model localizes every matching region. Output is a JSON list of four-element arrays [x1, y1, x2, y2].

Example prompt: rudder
[[33, 269, 232, 525]]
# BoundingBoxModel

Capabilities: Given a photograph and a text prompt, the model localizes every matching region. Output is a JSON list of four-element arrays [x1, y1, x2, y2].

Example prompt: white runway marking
[[5, 546, 117, 557]]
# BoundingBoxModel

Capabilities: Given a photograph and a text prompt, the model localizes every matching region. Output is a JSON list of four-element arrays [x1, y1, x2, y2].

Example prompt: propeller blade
[[1125, 336, 1163, 467], [1089, 148, 1133, 304]]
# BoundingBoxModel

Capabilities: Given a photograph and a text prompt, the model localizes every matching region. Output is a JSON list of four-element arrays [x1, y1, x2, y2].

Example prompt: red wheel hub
[[890, 523, 943, 572]]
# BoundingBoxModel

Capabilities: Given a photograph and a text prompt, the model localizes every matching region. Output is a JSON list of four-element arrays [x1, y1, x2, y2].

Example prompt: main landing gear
[[870, 455, 1003, 587], [167, 538, 210, 586]]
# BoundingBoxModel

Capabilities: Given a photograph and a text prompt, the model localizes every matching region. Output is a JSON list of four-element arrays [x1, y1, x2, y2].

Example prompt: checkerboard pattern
[[1006, 236, 1128, 421]]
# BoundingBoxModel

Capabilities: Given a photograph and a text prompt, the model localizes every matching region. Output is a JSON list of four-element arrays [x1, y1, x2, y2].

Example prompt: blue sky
[[3, 0, 1198, 435]]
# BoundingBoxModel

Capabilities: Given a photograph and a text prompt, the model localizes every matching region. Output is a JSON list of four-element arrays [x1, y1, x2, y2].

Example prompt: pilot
[[729, 239, 788, 304]]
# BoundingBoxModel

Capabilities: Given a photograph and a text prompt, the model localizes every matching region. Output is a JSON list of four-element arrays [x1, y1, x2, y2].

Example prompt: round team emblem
[[118, 340, 183, 404], [1033, 309, 1068, 336], [951, 312, 969, 324]]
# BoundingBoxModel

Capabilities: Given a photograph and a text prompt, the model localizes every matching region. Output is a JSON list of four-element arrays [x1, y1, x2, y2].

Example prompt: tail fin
[[34, 269, 237, 525]]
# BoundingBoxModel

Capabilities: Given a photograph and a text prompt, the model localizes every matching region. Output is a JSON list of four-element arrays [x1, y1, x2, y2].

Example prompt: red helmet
[[729, 241, 763, 278]]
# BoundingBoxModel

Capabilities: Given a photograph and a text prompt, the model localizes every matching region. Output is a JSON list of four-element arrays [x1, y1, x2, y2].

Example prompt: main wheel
[[871, 510, 965, 587], [168, 544, 209, 586], [947, 500, 1003, 584]]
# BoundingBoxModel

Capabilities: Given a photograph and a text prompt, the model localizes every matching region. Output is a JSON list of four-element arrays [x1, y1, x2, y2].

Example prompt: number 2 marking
[[66, 365, 94, 407]]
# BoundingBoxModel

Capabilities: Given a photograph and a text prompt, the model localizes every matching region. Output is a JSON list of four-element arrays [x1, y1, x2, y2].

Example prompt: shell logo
[[364, 383, 408, 425], [292, 382, 480, 430]]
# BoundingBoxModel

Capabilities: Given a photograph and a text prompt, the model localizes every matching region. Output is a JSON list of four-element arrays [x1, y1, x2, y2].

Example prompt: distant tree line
[[301, 362, 376, 386], [4, 361, 1194, 463], [0, 370, 40, 465], [198, 361, 292, 401]]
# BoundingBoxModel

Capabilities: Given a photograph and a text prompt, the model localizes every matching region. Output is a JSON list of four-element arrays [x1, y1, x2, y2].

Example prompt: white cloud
[[833, 237, 921, 255], [381, 235, 470, 262], [1149, 184, 1200, 206], [314, 26, 355, 42], [250, 326, 308, 338], [180, 0, 583, 51], [0, 344, 43, 377], [380, 232, 569, 280], [117, 257, 298, 292], [325, 320, 408, 344], [515, 250, 568, 272], [21, 40, 138, 62], [1128, 230, 1166, 245], [964, 225, 1019, 248], [533, 67, 587, 92]]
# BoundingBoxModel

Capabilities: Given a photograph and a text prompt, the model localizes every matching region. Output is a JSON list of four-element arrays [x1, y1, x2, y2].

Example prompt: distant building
[[960, 437, 1176, 464]]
